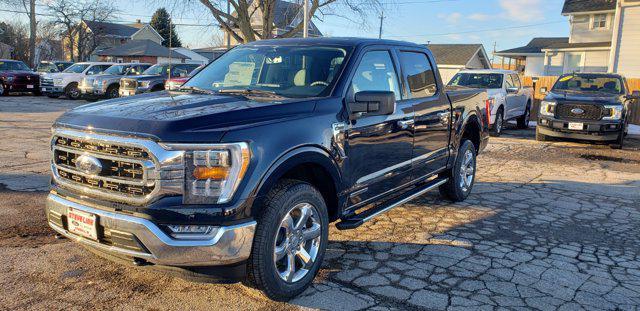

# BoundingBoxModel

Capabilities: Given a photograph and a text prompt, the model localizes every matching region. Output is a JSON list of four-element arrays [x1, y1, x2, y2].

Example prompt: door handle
[[397, 119, 415, 130]]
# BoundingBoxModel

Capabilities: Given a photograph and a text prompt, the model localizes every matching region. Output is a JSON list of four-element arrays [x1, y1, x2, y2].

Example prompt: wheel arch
[[254, 146, 344, 222]]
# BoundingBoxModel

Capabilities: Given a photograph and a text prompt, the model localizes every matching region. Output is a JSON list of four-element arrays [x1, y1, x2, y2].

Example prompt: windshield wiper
[[217, 88, 283, 98], [179, 86, 214, 94]]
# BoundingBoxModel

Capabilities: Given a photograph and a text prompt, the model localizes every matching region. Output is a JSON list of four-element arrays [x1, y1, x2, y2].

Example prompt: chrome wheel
[[459, 149, 475, 192], [495, 113, 503, 134], [273, 202, 322, 283], [524, 108, 530, 125]]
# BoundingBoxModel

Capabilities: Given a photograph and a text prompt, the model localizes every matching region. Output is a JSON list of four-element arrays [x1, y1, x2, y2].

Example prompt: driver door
[[344, 48, 414, 207]]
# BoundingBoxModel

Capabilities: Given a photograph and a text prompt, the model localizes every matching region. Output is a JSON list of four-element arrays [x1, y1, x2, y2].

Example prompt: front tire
[[535, 126, 549, 141], [0, 83, 7, 96], [491, 108, 504, 137], [247, 179, 329, 301], [65, 83, 80, 100], [106, 85, 119, 99], [610, 130, 624, 149], [439, 140, 477, 202]]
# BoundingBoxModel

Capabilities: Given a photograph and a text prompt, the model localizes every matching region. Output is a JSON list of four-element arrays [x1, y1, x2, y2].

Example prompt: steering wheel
[[310, 81, 329, 87]]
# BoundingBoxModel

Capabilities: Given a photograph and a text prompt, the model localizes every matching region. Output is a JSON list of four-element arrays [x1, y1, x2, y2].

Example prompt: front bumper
[[41, 85, 65, 95], [79, 85, 105, 96], [5, 82, 39, 92], [46, 193, 256, 267], [537, 117, 622, 141], [119, 87, 149, 97]]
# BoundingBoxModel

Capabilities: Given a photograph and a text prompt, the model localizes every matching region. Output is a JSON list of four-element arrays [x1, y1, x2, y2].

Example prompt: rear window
[[449, 73, 503, 89], [399, 52, 438, 98]]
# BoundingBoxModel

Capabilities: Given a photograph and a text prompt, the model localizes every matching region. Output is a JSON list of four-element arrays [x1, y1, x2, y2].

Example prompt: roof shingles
[[496, 37, 569, 55], [562, 0, 616, 14], [426, 44, 483, 66], [96, 40, 188, 58]]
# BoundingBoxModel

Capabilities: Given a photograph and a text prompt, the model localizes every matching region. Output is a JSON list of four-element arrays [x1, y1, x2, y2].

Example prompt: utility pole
[[28, 0, 36, 67], [378, 11, 384, 39], [226, 0, 230, 49], [303, 0, 309, 38]]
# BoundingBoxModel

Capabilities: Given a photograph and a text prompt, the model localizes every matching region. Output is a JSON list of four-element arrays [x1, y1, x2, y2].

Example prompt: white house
[[426, 44, 492, 83], [496, 0, 640, 78], [171, 47, 211, 65]]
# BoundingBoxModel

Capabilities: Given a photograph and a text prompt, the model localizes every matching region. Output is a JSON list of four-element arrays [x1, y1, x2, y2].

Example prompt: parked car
[[46, 38, 489, 301], [0, 59, 40, 96], [41, 62, 115, 100], [79, 63, 151, 99], [536, 73, 639, 149], [164, 64, 205, 91], [36, 61, 74, 75], [449, 69, 533, 136], [119, 63, 200, 97]]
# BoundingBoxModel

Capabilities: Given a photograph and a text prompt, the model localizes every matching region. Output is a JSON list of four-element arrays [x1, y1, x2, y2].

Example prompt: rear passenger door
[[345, 48, 414, 207], [398, 49, 451, 179], [505, 74, 526, 119]]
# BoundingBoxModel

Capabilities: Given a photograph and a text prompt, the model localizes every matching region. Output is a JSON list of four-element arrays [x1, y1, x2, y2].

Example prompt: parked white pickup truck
[[41, 62, 115, 100], [449, 69, 533, 136]]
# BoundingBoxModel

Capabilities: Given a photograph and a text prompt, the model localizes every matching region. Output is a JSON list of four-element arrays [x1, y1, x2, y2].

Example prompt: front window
[[184, 45, 350, 98], [143, 64, 169, 76], [592, 14, 607, 29], [449, 73, 503, 89], [103, 65, 128, 75], [0, 61, 31, 71], [552, 74, 624, 95], [63, 64, 90, 73]]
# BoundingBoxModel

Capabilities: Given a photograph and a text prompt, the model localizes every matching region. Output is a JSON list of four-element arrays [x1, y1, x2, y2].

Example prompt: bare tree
[[46, 0, 117, 61], [0, 21, 30, 62], [1, 0, 38, 66], [190, 0, 381, 44], [36, 21, 64, 61]]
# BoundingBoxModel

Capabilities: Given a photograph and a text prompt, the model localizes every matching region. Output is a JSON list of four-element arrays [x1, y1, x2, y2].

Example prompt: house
[[0, 42, 13, 59], [496, 0, 640, 78], [171, 47, 211, 65], [493, 37, 569, 76], [426, 44, 492, 83], [74, 20, 163, 61], [192, 47, 228, 61], [224, 0, 322, 46], [96, 39, 189, 64]]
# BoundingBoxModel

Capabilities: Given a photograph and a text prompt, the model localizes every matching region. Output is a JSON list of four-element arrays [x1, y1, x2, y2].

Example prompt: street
[[1, 95, 640, 310]]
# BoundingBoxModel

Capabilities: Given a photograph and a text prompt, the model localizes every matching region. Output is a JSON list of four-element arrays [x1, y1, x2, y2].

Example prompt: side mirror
[[349, 91, 395, 116], [540, 87, 548, 94], [506, 87, 518, 94], [626, 90, 640, 101]]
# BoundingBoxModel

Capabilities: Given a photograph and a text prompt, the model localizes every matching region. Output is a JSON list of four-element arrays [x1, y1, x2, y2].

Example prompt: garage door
[[614, 5, 640, 78]]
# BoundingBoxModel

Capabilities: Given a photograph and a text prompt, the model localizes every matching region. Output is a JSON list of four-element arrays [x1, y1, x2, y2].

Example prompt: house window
[[592, 14, 607, 29]]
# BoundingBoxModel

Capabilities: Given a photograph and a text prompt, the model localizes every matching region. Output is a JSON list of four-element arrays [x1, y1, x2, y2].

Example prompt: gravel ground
[[1, 95, 640, 310]]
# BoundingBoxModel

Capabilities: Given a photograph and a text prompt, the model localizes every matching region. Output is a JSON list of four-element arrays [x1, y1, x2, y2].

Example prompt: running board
[[335, 178, 448, 230]]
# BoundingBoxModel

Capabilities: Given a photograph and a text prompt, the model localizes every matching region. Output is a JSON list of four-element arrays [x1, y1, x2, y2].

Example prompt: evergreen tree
[[150, 8, 182, 47]]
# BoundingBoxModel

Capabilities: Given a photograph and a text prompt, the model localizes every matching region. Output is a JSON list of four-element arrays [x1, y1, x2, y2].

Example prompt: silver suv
[[79, 63, 151, 99]]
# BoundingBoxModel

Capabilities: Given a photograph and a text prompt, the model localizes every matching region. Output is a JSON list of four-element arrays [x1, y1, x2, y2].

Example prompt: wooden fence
[[521, 76, 640, 125]]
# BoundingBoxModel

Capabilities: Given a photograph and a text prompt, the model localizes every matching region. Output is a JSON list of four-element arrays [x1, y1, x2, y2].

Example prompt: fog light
[[166, 225, 218, 240], [540, 119, 548, 125]]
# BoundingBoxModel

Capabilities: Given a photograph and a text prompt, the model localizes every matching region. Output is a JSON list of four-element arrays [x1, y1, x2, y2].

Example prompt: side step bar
[[335, 178, 448, 230]]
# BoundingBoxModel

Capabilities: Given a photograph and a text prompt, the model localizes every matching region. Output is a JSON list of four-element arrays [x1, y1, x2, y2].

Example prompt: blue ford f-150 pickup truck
[[46, 38, 489, 300]]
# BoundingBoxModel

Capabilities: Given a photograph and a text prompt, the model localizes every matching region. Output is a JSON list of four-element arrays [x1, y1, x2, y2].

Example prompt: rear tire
[[439, 140, 477, 202], [535, 126, 548, 141], [491, 109, 504, 137], [246, 179, 329, 301], [517, 104, 531, 129]]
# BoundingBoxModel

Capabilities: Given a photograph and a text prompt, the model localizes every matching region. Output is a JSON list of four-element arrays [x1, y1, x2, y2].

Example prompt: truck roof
[[458, 69, 518, 75], [245, 37, 426, 49]]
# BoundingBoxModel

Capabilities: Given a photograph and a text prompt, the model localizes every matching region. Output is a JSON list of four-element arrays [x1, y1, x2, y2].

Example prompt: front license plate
[[568, 122, 584, 130], [67, 208, 98, 240], [41, 87, 47, 92], [26, 84, 33, 89]]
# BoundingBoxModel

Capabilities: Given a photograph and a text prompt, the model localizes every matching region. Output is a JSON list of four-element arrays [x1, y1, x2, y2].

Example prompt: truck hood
[[54, 91, 317, 143], [125, 75, 163, 81], [1, 70, 39, 78], [545, 91, 623, 105]]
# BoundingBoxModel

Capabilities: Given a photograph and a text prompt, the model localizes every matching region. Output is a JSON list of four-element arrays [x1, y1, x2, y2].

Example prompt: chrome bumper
[[46, 193, 256, 267]]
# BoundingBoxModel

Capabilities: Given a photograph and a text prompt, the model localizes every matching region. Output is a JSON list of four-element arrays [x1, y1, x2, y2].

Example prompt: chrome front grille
[[555, 103, 603, 121], [41, 78, 54, 87], [51, 129, 185, 205]]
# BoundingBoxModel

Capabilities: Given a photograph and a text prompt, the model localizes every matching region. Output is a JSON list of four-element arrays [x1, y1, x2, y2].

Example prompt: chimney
[[136, 19, 141, 24]]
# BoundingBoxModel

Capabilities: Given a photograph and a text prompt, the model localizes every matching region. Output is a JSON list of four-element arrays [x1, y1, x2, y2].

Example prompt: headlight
[[93, 79, 101, 86], [539, 100, 556, 117], [6, 76, 14, 83], [602, 105, 623, 120], [140, 81, 150, 87], [54, 78, 63, 85], [163, 142, 250, 204]]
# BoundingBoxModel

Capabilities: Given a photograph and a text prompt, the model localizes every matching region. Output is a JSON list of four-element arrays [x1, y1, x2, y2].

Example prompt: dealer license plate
[[41, 87, 47, 92], [26, 85, 33, 89], [568, 122, 584, 130], [67, 208, 98, 240]]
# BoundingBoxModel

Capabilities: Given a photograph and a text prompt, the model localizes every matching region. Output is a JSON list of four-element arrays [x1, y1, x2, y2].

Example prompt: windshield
[[552, 74, 624, 94], [143, 64, 168, 75], [38, 63, 58, 72], [449, 73, 503, 89], [103, 65, 128, 75], [183, 45, 350, 97], [0, 61, 31, 71], [63, 63, 89, 73]]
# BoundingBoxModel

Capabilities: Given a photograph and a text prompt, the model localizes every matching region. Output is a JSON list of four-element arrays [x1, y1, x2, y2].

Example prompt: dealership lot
[[1, 95, 640, 310]]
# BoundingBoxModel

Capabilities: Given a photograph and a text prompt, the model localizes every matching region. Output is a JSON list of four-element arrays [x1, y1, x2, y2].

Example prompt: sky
[[1, 0, 570, 58]]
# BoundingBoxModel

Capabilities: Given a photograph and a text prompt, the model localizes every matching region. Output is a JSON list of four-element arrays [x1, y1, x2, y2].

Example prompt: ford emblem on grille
[[571, 108, 585, 115], [75, 155, 103, 175]]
